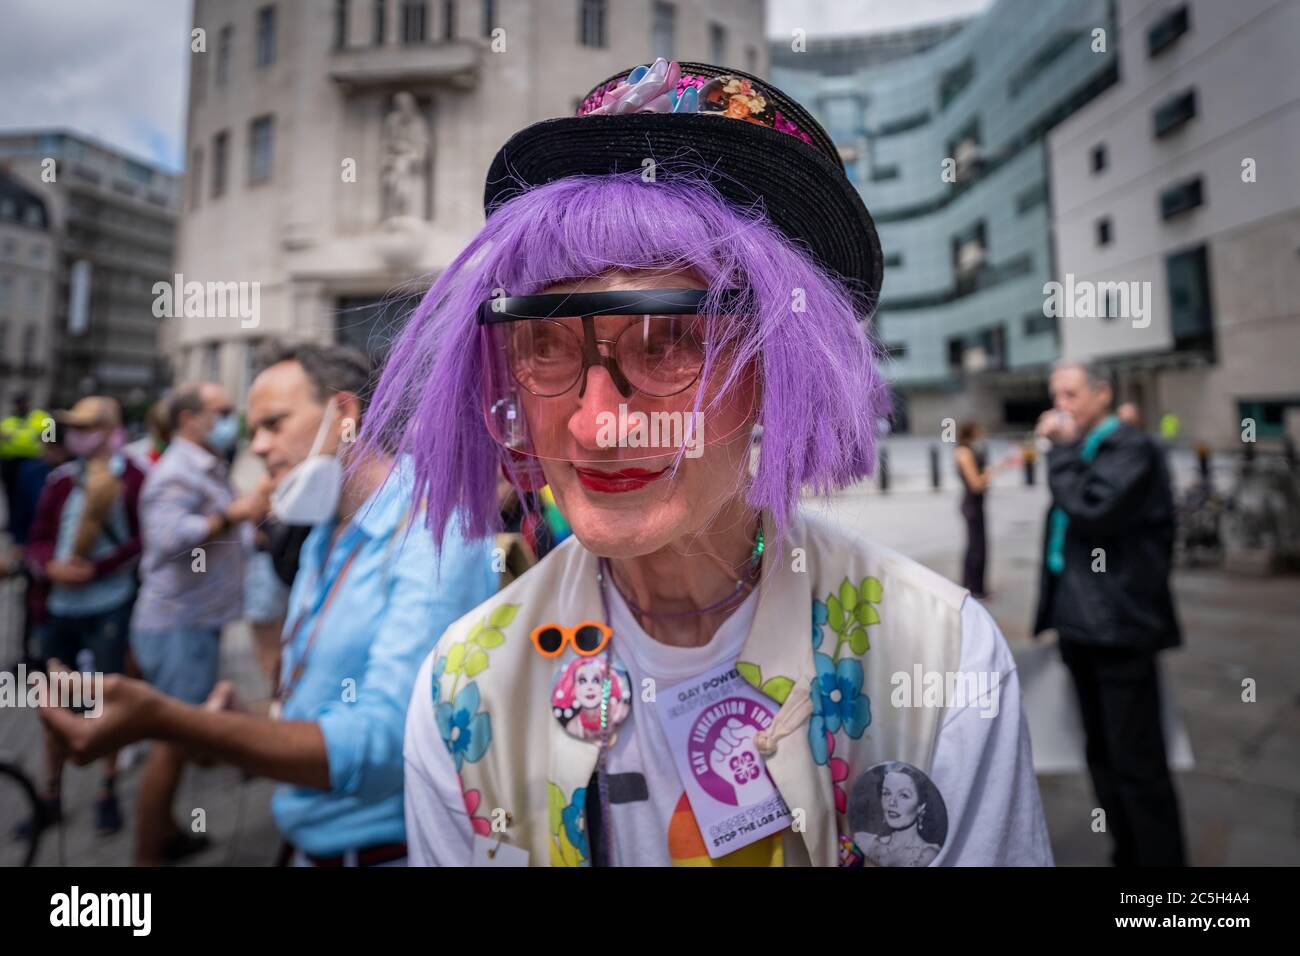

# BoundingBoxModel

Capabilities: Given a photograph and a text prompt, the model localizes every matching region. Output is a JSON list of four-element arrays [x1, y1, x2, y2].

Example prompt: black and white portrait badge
[[847, 761, 949, 867]]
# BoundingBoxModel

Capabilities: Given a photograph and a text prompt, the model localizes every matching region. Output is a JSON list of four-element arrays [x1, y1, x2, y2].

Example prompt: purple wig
[[360, 169, 891, 550]]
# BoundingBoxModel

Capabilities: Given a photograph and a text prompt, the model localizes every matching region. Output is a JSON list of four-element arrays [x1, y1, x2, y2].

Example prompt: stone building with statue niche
[[169, 0, 766, 399]]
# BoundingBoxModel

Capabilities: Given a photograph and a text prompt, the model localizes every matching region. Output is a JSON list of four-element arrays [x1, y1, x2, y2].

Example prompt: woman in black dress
[[953, 422, 1017, 598]]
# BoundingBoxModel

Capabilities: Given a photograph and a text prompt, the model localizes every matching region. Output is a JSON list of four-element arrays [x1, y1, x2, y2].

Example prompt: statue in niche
[[380, 91, 429, 221]]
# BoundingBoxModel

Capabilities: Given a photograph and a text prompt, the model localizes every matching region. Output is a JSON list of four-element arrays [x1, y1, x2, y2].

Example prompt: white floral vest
[[428, 510, 967, 866]]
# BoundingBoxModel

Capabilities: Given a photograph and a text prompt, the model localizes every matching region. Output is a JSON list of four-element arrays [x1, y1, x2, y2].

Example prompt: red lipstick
[[573, 465, 669, 494]]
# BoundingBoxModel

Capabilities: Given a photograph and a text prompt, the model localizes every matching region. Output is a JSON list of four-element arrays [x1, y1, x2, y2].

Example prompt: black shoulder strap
[[584, 771, 608, 867]]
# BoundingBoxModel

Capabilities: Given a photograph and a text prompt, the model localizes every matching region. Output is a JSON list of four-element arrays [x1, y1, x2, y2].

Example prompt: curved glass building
[[773, 0, 1117, 433]]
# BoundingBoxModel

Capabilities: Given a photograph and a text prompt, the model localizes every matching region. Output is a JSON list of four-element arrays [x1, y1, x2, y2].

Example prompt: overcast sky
[[0, 0, 993, 175]]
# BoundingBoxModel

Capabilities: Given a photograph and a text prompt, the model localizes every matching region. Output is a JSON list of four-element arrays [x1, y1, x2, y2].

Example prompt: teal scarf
[[1047, 415, 1121, 575]]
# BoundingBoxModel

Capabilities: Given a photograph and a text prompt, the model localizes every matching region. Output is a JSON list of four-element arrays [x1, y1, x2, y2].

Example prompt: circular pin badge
[[846, 761, 948, 867], [550, 656, 632, 743]]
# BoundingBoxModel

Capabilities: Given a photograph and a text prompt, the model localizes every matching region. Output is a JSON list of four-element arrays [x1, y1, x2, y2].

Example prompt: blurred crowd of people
[[0, 344, 567, 867]]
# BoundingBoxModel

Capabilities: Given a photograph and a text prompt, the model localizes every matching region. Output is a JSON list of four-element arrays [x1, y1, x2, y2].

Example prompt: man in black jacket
[[1034, 361, 1186, 867]]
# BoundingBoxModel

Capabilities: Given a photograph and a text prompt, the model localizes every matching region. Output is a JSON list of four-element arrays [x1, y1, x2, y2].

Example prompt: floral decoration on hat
[[577, 57, 814, 146]]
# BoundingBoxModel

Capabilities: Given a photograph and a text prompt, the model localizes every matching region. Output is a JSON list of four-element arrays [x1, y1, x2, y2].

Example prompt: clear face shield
[[478, 289, 756, 465]]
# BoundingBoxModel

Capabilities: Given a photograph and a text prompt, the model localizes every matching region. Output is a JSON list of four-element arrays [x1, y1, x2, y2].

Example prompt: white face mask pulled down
[[270, 399, 344, 526]]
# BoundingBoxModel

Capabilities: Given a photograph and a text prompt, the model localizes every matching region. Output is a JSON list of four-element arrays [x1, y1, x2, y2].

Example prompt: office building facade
[[0, 131, 179, 412], [1048, 0, 1300, 448], [173, 0, 766, 399]]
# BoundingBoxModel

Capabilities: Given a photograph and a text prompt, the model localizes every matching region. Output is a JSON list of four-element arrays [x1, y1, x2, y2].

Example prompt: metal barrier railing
[[0, 569, 30, 673]]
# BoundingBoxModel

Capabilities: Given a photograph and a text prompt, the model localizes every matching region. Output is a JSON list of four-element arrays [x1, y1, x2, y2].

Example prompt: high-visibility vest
[[0, 409, 50, 459]]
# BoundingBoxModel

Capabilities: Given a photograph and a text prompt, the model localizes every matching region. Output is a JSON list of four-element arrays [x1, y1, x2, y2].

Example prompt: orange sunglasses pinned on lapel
[[529, 621, 613, 658]]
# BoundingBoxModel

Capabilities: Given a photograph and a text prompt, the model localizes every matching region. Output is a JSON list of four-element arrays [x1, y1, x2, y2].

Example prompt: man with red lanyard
[[42, 345, 497, 866]]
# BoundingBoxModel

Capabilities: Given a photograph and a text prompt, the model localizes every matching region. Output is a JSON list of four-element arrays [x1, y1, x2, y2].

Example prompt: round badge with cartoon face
[[847, 761, 948, 867], [550, 656, 632, 743]]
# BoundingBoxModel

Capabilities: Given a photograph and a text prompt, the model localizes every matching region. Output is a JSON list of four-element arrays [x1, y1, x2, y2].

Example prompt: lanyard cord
[[594, 565, 616, 867], [276, 537, 364, 706]]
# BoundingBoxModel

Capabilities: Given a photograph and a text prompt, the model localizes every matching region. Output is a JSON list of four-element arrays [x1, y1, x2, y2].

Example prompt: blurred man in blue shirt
[[42, 345, 496, 866]]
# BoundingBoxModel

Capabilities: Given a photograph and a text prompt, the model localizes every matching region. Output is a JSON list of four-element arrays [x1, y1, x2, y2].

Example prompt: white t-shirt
[[404, 587, 1054, 867]]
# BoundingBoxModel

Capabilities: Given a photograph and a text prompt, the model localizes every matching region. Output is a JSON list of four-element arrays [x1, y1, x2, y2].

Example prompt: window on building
[[1167, 244, 1214, 352], [651, 2, 675, 60], [248, 116, 274, 183], [373, 0, 387, 44], [1100, 288, 1121, 320], [403, 0, 427, 43], [709, 23, 726, 64], [1237, 399, 1300, 439], [335, 293, 423, 363], [334, 0, 350, 49], [948, 119, 982, 181], [1090, 143, 1107, 173], [21, 323, 36, 363], [1007, 30, 1078, 98], [1096, 217, 1112, 246], [1148, 4, 1190, 58], [190, 147, 203, 210], [0, 319, 7, 354], [481, 0, 495, 38], [884, 342, 908, 359], [938, 57, 974, 110], [216, 25, 233, 85], [952, 220, 987, 294], [1153, 88, 1197, 138], [579, 0, 606, 47], [1015, 183, 1047, 215], [256, 5, 277, 66], [205, 342, 221, 382], [0, 277, 10, 315], [876, 111, 930, 137], [870, 164, 900, 182], [1023, 312, 1058, 337], [1160, 176, 1203, 220], [883, 252, 903, 268], [26, 280, 41, 316], [211, 130, 229, 197], [746, 45, 757, 74], [441, 0, 455, 39]]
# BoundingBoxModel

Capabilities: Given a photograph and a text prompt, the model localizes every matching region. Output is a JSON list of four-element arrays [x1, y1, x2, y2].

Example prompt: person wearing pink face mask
[[22, 395, 145, 837]]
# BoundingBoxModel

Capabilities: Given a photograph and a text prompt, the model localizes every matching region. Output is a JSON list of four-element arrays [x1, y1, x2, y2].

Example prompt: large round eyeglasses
[[477, 289, 740, 399]]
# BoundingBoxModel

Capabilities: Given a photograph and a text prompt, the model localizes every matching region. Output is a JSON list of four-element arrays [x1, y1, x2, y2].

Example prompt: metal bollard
[[878, 446, 890, 494], [1023, 445, 1037, 486], [929, 444, 941, 491]]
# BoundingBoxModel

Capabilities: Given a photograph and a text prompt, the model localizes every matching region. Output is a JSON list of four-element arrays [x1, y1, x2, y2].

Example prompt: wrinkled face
[[881, 771, 922, 830], [526, 270, 758, 560], [573, 661, 605, 709], [247, 361, 332, 486], [1050, 366, 1112, 434]]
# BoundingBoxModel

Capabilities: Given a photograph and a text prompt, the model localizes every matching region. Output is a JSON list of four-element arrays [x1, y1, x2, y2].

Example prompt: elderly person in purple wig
[[388, 60, 1052, 867]]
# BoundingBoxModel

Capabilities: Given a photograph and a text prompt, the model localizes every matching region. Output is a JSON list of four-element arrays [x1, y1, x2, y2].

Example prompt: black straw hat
[[483, 60, 884, 308]]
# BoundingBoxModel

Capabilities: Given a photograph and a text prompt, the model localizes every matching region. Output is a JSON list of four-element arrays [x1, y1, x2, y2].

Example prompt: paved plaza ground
[[2, 438, 1297, 866]]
